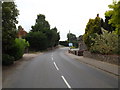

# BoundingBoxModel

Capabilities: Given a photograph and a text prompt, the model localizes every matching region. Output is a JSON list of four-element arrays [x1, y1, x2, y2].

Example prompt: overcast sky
[[15, 0, 114, 41]]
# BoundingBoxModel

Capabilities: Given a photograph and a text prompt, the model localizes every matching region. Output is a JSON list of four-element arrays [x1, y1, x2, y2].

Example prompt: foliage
[[83, 16, 102, 50], [2, 2, 19, 65], [70, 46, 76, 49], [2, 54, 14, 65], [59, 41, 68, 47], [101, 16, 115, 32], [26, 14, 60, 51], [90, 28, 119, 55], [67, 33, 77, 42], [2, 2, 19, 54], [9, 38, 29, 60], [105, 0, 120, 35], [52, 27, 60, 46], [25, 32, 48, 51], [31, 14, 50, 32], [67, 33, 78, 48]]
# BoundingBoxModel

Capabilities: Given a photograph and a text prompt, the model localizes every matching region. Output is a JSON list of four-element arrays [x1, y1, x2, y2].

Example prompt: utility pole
[[69, 30, 70, 43]]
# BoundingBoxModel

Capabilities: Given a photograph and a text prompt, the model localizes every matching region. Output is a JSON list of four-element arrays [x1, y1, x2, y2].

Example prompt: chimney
[[97, 14, 99, 17]]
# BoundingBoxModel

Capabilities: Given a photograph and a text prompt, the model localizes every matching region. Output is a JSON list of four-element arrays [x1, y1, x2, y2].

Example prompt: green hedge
[[10, 38, 29, 60], [89, 28, 120, 55], [25, 32, 48, 51], [2, 54, 14, 65]]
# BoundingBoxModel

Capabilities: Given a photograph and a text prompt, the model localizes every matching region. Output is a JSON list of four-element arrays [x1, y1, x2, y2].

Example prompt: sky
[[15, 0, 114, 41]]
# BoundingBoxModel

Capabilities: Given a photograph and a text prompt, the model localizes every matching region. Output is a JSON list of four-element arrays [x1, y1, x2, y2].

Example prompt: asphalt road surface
[[3, 47, 118, 88]]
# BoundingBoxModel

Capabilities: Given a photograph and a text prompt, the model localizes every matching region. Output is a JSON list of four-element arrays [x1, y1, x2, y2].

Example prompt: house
[[78, 35, 87, 51], [17, 27, 27, 38]]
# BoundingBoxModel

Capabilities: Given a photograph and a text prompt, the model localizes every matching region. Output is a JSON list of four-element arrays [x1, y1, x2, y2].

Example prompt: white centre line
[[51, 53, 53, 60], [61, 76, 72, 89], [53, 62, 59, 70], [51, 57, 53, 61]]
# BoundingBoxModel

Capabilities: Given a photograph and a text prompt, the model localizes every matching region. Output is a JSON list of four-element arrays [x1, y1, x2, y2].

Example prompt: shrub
[[59, 41, 68, 47], [2, 54, 14, 65], [10, 38, 29, 60], [83, 17, 102, 50], [25, 32, 48, 51], [90, 28, 119, 55]]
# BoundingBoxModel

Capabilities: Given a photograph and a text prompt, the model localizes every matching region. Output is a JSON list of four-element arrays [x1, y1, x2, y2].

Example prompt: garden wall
[[83, 51, 119, 65]]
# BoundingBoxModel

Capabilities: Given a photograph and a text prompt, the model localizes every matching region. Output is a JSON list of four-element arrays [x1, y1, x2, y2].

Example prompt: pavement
[[66, 51, 119, 76]]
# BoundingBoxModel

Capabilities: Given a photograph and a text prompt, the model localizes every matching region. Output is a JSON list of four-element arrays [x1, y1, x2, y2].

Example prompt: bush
[[2, 54, 14, 65], [25, 32, 48, 51], [59, 41, 68, 47], [10, 38, 29, 60], [90, 28, 119, 55]]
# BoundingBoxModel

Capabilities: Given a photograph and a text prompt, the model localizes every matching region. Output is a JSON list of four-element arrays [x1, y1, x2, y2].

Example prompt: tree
[[59, 41, 68, 47], [67, 33, 77, 42], [25, 32, 47, 51], [2, 2, 19, 54], [31, 14, 50, 32], [27, 14, 60, 51], [90, 28, 119, 55], [2, 2, 19, 65], [105, 0, 120, 35], [67, 33, 78, 47], [101, 16, 115, 32], [83, 14, 102, 50], [51, 27, 60, 47]]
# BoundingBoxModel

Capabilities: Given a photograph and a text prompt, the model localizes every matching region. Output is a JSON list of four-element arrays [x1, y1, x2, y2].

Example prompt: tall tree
[[2, 2, 19, 54], [83, 14, 102, 50], [31, 14, 50, 32], [105, 0, 120, 35], [101, 16, 115, 32], [67, 33, 78, 47], [51, 27, 60, 47], [67, 33, 77, 42], [26, 14, 60, 51]]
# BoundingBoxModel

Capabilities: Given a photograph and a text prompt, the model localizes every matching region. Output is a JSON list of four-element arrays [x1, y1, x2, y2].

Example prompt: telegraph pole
[[69, 30, 70, 43]]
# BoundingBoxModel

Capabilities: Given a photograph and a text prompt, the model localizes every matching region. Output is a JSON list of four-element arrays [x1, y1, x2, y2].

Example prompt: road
[[3, 47, 118, 88]]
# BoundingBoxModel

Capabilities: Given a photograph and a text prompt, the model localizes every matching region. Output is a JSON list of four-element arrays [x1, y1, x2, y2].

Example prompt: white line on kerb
[[61, 76, 71, 88], [53, 62, 59, 70]]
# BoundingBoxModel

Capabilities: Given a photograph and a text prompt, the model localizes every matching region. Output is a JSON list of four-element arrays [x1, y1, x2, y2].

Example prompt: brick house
[[17, 27, 27, 38]]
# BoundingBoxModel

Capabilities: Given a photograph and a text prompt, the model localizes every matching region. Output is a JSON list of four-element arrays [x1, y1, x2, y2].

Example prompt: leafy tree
[[2, 2, 19, 65], [51, 27, 60, 47], [2, 2, 19, 54], [31, 14, 50, 32], [56, 32, 60, 46], [27, 14, 60, 51], [67, 33, 77, 42], [10, 38, 29, 60], [83, 15, 102, 50], [25, 32, 48, 51], [101, 16, 115, 32], [67, 33, 78, 48], [105, 0, 120, 35], [90, 28, 119, 55], [59, 41, 68, 47]]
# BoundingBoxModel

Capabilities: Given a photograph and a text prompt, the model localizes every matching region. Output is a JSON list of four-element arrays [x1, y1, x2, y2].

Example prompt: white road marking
[[61, 76, 72, 88], [52, 57, 53, 61], [53, 62, 59, 70]]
